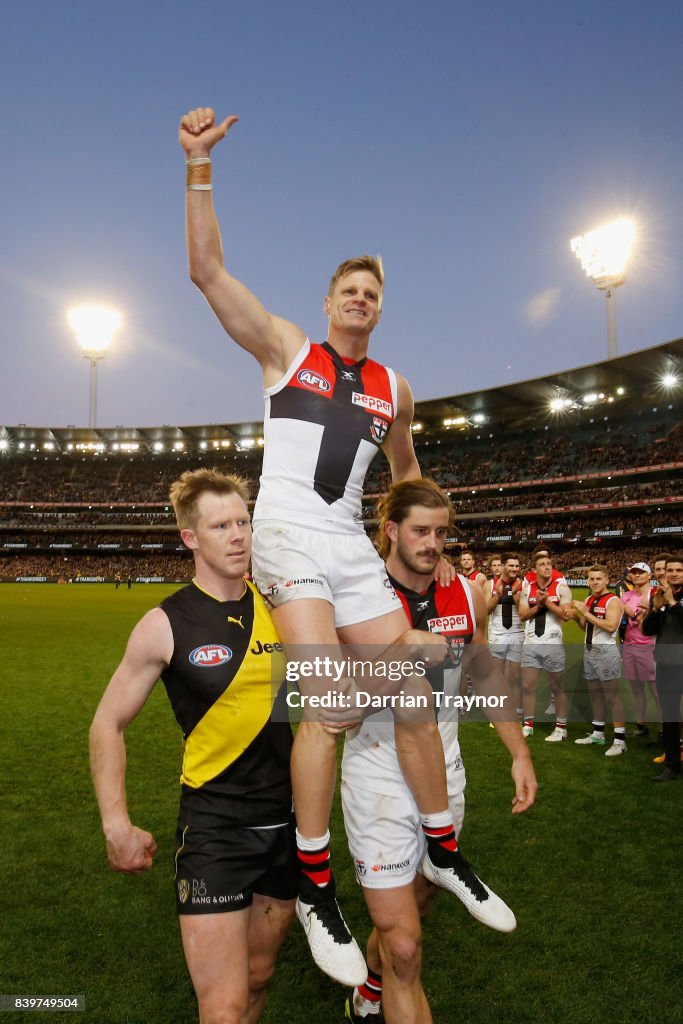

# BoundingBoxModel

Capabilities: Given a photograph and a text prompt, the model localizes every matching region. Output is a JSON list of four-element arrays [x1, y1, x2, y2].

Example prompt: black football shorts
[[174, 814, 297, 915]]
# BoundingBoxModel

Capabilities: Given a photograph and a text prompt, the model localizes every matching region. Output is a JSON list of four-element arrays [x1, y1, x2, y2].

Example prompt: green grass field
[[1, 584, 678, 1024]]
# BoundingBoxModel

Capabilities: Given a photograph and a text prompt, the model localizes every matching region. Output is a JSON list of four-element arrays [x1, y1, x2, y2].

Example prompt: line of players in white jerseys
[[463, 547, 665, 758]]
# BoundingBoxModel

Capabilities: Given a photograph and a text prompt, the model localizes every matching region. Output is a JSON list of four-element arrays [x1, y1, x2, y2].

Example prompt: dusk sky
[[4, 0, 683, 429]]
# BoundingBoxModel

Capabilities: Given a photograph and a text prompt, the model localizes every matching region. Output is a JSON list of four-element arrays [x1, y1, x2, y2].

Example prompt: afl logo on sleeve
[[297, 369, 331, 392], [189, 644, 233, 667]]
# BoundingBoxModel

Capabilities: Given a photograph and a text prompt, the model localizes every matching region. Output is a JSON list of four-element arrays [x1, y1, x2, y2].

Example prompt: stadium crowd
[[1, 545, 676, 586], [0, 455, 262, 504], [2, 411, 680, 506], [454, 510, 682, 539], [2, 405, 679, 588], [1, 510, 175, 527], [2, 552, 190, 579], [365, 417, 681, 491], [444, 480, 681, 514]]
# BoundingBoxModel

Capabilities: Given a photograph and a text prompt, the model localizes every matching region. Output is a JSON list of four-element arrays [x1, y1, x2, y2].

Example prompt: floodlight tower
[[570, 218, 635, 358], [68, 306, 121, 427]]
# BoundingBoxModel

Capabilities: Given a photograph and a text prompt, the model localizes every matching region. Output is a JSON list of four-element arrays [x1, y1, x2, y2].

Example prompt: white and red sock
[[296, 829, 332, 888]]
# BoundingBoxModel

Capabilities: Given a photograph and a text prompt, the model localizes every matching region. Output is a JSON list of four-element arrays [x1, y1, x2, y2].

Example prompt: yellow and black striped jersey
[[160, 580, 292, 828]]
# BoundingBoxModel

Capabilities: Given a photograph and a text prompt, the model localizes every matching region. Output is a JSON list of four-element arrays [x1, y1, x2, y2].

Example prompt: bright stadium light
[[68, 305, 122, 428], [570, 218, 635, 359], [662, 372, 678, 388], [549, 390, 573, 413]]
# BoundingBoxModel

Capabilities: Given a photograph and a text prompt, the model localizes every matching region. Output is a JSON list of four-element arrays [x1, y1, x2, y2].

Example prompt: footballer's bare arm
[[180, 107, 305, 382], [382, 373, 421, 483], [89, 608, 172, 873]]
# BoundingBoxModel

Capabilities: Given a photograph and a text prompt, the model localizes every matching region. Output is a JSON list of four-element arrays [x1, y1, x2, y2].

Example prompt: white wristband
[[186, 156, 211, 166], [187, 184, 213, 191]]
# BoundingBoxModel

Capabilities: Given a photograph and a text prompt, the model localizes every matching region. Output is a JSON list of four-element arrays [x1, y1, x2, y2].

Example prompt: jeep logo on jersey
[[250, 639, 285, 655], [352, 392, 393, 417], [427, 614, 468, 633], [297, 369, 331, 392], [370, 416, 389, 444], [189, 644, 233, 667]]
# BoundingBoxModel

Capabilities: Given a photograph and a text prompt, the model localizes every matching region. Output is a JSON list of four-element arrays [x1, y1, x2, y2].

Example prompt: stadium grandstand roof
[[415, 337, 683, 430], [2, 337, 682, 450]]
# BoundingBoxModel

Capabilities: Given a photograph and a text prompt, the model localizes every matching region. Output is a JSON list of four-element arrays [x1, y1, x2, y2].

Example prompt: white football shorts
[[251, 519, 401, 628], [521, 642, 566, 673], [341, 775, 466, 890], [583, 645, 621, 682], [489, 632, 524, 663]]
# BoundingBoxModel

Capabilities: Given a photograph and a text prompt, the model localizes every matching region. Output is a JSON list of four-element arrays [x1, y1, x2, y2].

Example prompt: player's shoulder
[[435, 572, 468, 592], [271, 317, 308, 364], [434, 574, 478, 616], [367, 354, 403, 403], [139, 604, 172, 630], [159, 582, 196, 612], [127, 605, 173, 660]]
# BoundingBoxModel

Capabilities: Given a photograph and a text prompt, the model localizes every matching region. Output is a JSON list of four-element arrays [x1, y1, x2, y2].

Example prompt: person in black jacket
[[642, 554, 683, 781]]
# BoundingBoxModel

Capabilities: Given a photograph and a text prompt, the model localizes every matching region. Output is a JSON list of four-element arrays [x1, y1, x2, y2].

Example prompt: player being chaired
[[180, 106, 538, 987]]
